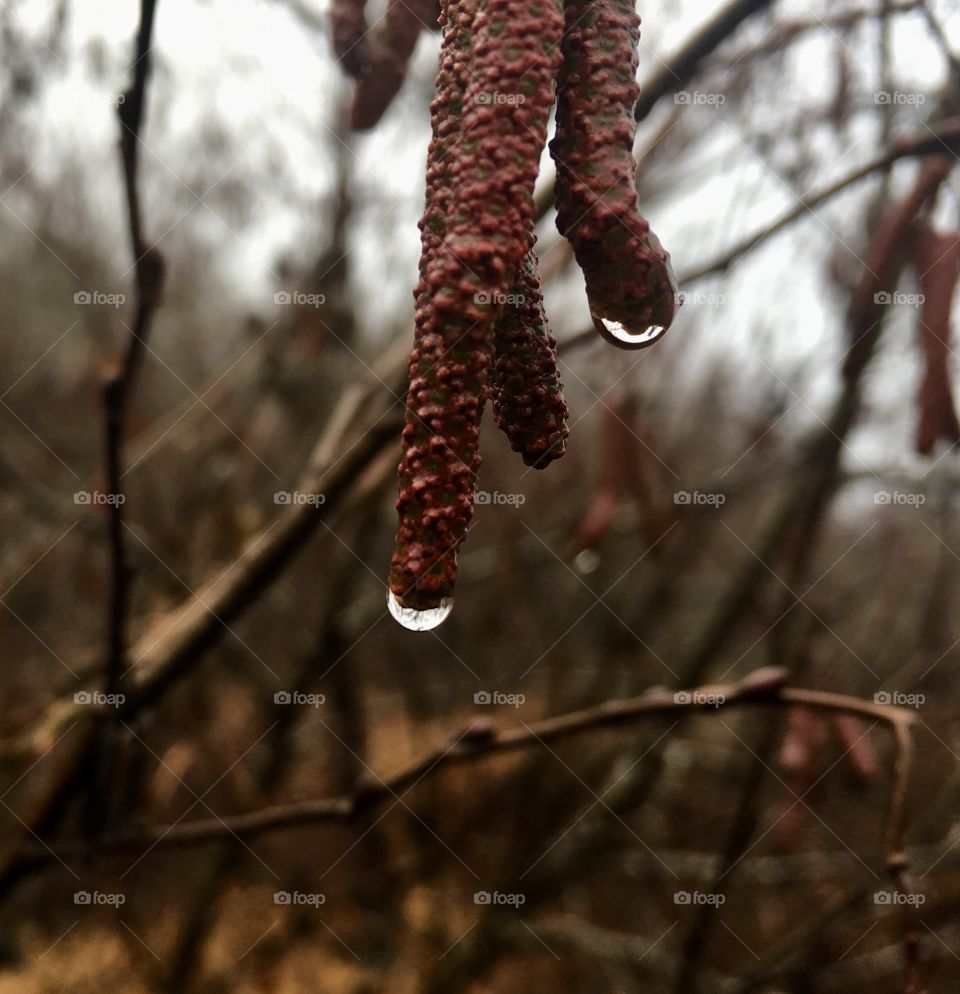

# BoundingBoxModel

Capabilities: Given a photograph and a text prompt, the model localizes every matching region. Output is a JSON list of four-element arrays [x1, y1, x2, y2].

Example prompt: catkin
[[550, 0, 677, 343], [388, 0, 565, 611]]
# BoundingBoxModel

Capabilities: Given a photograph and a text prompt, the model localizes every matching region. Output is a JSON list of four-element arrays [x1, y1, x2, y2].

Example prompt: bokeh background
[[1, 0, 959, 991]]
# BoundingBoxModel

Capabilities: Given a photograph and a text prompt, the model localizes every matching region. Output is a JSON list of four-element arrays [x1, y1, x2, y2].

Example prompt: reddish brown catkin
[[330, 0, 373, 79], [550, 0, 678, 348], [914, 226, 960, 455], [491, 242, 569, 467], [388, 0, 564, 618], [351, 0, 437, 130]]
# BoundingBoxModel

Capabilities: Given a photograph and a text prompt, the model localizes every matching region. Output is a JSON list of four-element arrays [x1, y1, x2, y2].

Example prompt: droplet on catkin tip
[[592, 315, 669, 350], [387, 589, 454, 631]]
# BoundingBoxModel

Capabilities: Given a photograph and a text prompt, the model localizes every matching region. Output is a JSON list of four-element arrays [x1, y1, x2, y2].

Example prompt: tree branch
[[22, 669, 916, 864], [680, 118, 960, 286]]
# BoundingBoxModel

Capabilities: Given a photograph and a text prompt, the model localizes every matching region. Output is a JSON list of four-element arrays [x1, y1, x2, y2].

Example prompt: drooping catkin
[[490, 242, 569, 467], [329, 0, 373, 79], [388, 0, 564, 616], [351, 0, 437, 130], [550, 0, 677, 347], [913, 225, 960, 455]]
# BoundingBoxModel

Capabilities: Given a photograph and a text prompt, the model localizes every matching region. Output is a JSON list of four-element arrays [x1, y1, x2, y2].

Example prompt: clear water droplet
[[593, 316, 669, 350], [574, 549, 600, 574], [387, 590, 454, 631]]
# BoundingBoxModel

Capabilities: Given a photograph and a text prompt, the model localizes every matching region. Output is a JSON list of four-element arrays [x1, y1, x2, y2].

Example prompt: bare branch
[[20, 669, 916, 864]]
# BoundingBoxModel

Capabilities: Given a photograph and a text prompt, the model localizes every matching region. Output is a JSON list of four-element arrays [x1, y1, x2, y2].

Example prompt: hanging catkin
[[381, 0, 680, 626], [913, 225, 960, 455], [351, 0, 437, 129], [387, 0, 565, 621], [490, 241, 569, 468], [550, 0, 677, 347], [329, 0, 372, 79]]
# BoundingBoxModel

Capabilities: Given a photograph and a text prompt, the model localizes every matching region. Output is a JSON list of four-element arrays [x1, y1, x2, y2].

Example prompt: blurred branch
[[6, 317, 614, 761], [23, 669, 917, 861], [632, 0, 775, 123], [718, 2, 921, 68], [918, 2, 960, 79], [91, 0, 164, 846], [671, 155, 954, 994], [681, 118, 960, 285]]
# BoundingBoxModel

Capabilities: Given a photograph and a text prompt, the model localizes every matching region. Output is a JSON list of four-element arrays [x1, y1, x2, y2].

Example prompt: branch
[[24, 668, 916, 862], [632, 0, 775, 123], [680, 119, 960, 285], [103, 0, 163, 714], [90, 0, 163, 845]]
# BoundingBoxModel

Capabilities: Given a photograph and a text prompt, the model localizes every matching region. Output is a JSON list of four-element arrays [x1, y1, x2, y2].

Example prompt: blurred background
[[0, 0, 959, 990]]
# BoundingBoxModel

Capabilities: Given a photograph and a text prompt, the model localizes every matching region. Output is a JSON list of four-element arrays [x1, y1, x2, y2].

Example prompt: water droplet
[[593, 315, 669, 350], [574, 549, 600, 574], [387, 589, 454, 631]]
